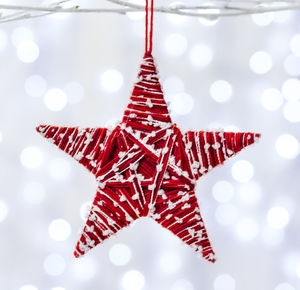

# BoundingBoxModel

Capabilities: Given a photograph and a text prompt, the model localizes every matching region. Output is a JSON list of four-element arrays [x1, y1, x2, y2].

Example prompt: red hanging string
[[145, 0, 154, 53], [149, 0, 154, 53], [145, 0, 149, 52]]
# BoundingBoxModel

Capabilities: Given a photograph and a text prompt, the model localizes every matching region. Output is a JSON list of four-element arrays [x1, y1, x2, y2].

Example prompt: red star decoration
[[37, 52, 260, 263]]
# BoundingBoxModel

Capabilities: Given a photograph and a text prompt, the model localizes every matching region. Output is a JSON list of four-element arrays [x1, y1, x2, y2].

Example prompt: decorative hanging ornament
[[36, 0, 260, 263]]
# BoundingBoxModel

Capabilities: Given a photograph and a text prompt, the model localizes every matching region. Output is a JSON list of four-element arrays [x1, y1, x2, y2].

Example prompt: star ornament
[[37, 52, 260, 263]]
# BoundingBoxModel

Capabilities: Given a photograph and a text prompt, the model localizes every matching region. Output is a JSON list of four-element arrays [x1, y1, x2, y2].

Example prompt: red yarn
[[37, 53, 260, 263]]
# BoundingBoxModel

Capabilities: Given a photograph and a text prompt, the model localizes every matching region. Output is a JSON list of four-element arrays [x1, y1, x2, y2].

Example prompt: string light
[[48, 219, 72, 241], [214, 274, 236, 290], [109, 243, 132, 266], [100, 69, 123, 92], [17, 41, 39, 63], [44, 88, 67, 111], [249, 51, 272, 74]]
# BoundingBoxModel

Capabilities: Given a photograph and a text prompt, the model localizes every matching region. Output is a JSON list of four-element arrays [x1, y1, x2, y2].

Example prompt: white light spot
[[171, 279, 194, 290], [20, 285, 38, 290], [0, 200, 8, 222], [159, 251, 181, 274], [274, 283, 295, 290], [43, 253, 66, 276], [235, 218, 259, 241], [169, 92, 194, 115], [252, 12, 274, 26], [231, 160, 254, 183], [23, 182, 46, 204], [283, 101, 300, 123], [198, 13, 219, 26], [80, 200, 92, 220], [283, 252, 300, 277], [274, 11, 292, 23], [284, 55, 300, 76], [275, 134, 299, 159], [215, 204, 238, 226], [44, 88, 67, 111], [51, 287, 65, 290], [72, 257, 97, 280], [64, 82, 84, 104], [224, 125, 240, 132], [267, 206, 290, 229], [212, 180, 234, 203], [100, 69, 123, 92], [20, 146, 43, 169], [122, 270, 145, 290], [48, 219, 71, 241], [127, 11, 144, 21], [11, 27, 34, 47], [210, 80, 233, 103], [262, 226, 284, 247], [281, 78, 300, 101], [0, 29, 8, 52], [164, 34, 187, 56], [290, 34, 300, 57], [214, 274, 236, 290], [167, 3, 187, 24], [249, 51, 272, 74], [17, 41, 39, 63], [25, 75, 47, 97], [163, 76, 184, 94], [237, 182, 261, 205], [48, 158, 71, 180], [261, 88, 283, 111], [189, 44, 213, 68], [109, 243, 132, 266]]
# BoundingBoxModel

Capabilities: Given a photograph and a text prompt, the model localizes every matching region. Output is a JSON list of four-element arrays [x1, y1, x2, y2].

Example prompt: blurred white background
[[0, 1, 300, 290]]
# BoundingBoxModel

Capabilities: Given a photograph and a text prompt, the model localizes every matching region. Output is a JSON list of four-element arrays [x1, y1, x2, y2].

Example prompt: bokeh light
[[48, 158, 71, 180], [20, 146, 43, 169], [252, 12, 274, 26], [215, 204, 238, 226], [0, 29, 8, 52], [262, 226, 284, 247], [0, 200, 8, 223], [171, 279, 194, 290], [267, 206, 290, 229], [274, 283, 295, 290], [290, 34, 300, 56], [237, 182, 261, 205], [164, 33, 187, 56], [71, 257, 97, 280], [158, 251, 181, 274], [44, 88, 67, 111], [189, 44, 213, 68], [19, 285, 38, 290], [284, 55, 300, 76], [48, 219, 71, 241], [43, 253, 66, 276], [17, 41, 39, 63], [261, 88, 283, 111], [11, 26, 34, 47], [25, 75, 47, 98], [231, 160, 254, 183], [169, 92, 194, 115], [163, 76, 184, 94], [64, 82, 85, 104], [210, 80, 233, 103], [235, 218, 259, 241], [283, 101, 300, 123], [275, 134, 299, 159], [281, 78, 300, 101], [212, 180, 235, 203], [22, 181, 46, 205], [249, 51, 272, 74], [214, 274, 236, 290], [109, 243, 132, 266], [100, 69, 123, 92], [121, 270, 145, 290]]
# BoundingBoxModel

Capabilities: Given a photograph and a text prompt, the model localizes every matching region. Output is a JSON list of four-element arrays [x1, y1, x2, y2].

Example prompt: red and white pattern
[[37, 52, 260, 263]]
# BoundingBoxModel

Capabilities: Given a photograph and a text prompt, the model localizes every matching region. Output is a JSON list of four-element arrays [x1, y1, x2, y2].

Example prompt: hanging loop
[[145, 0, 154, 53]]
